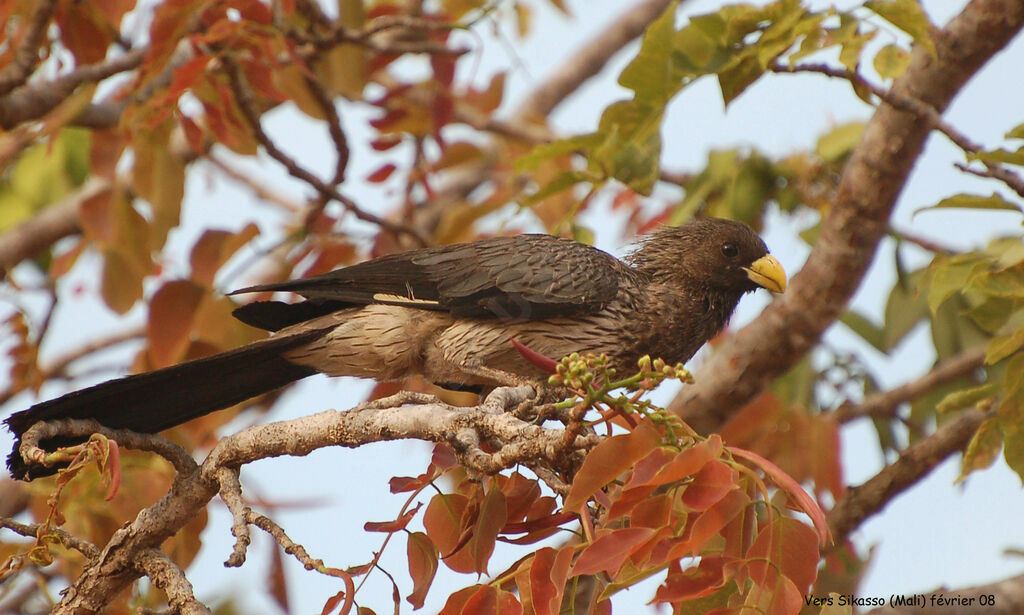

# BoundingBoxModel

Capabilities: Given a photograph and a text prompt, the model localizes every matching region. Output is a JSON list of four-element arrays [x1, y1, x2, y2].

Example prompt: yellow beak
[[744, 254, 787, 293]]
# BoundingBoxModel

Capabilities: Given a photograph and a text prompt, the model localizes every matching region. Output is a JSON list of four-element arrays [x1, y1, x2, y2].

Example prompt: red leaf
[[571, 527, 656, 577], [431, 443, 458, 471], [366, 163, 397, 183], [681, 459, 737, 511], [497, 591, 523, 615], [406, 532, 438, 609], [629, 493, 671, 529], [563, 419, 661, 511], [389, 476, 424, 493], [370, 135, 403, 151], [729, 446, 832, 546], [500, 472, 542, 523]]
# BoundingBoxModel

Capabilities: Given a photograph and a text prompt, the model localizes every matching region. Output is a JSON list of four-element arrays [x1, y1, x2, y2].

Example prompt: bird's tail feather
[[5, 329, 326, 480]]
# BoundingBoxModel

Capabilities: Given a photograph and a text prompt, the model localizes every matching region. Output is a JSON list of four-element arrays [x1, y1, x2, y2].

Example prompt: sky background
[[3, 0, 1024, 612]]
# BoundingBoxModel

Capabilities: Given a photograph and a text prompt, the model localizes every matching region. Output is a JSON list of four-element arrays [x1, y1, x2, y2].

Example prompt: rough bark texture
[[671, 0, 1024, 433]]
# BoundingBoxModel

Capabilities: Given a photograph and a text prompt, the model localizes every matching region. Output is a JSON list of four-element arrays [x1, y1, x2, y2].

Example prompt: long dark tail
[[5, 328, 327, 480]]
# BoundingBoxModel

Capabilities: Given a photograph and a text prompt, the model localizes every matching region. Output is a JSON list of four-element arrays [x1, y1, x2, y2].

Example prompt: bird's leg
[[459, 362, 535, 388]]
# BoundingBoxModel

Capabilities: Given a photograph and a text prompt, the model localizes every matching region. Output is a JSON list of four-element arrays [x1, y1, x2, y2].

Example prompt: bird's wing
[[231, 235, 625, 326]]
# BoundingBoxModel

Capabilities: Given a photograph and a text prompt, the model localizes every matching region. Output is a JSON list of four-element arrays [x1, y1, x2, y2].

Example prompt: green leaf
[[1007, 122, 1024, 140], [519, 170, 590, 208], [593, 101, 663, 195], [865, 0, 936, 57], [958, 417, 1002, 483], [998, 396, 1024, 483], [815, 122, 865, 163], [936, 383, 997, 414], [971, 147, 1024, 167], [718, 54, 764, 106], [928, 257, 982, 314], [873, 43, 910, 79], [840, 310, 887, 352], [916, 192, 1023, 216], [515, 133, 604, 172], [619, 0, 679, 104], [932, 295, 989, 361], [883, 269, 929, 350], [987, 326, 1024, 364]]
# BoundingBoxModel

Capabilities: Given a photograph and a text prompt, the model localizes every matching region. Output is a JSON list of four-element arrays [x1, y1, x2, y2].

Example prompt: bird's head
[[631, 218, 787, 295]]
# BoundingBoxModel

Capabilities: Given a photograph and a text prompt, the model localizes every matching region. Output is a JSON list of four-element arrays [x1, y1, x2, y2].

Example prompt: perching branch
[[671, 0, 1024, 434], [15, 387, 588, 613], [0, 0, 58, 96]]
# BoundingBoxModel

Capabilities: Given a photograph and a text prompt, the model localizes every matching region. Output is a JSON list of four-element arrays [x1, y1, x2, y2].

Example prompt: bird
[[5, 218, 785, 480]]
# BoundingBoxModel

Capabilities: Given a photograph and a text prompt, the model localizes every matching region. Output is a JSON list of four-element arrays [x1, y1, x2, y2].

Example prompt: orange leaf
[[563, 419, 661, 511], [665, 489, 749, 561], [745, 516, 820, 592], [147, 280, 204, 368], [364, 503, 421, 533], [189, 224, 260, 288], [729, 446, 832, 546], [571, 527, 656, 577], [529, 546, 575, 615], [643, 436, 724, 487], [406, 532, 438, 609], [654, 556, 730, 603], [681, 460, 738, 511], [472, 486, 507, 574], [423, 493, 475, 573]]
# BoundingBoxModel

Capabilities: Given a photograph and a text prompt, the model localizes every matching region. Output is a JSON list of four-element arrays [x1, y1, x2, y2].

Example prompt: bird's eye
[[721, 243, 739, 258]]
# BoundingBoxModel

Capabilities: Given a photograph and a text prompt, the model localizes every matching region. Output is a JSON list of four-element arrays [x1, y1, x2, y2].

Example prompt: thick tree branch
[[827, 408, 987, 544], [17, 387, 585, 612], [671, 0, 1024, 434], [833, 349, 986, 423]]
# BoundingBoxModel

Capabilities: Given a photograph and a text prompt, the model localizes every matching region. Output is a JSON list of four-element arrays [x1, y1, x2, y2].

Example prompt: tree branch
[[671, 0, 1024, 434], [827, 408, 987, 544], [833, 349, 986, 423], [16, 387, 586, 612], [0, 177, 110, 280], [513, 0, 678, 120], [0, 0, 58, 96]]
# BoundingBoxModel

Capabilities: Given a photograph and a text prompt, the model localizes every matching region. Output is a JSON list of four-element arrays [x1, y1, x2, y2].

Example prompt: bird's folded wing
[[230, 235, 625, 322]]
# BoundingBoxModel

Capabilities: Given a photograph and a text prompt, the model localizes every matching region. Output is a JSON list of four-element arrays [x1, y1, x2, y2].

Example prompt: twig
[[217, 467, 252, 567], [134, 548, 211, 615], [206, 154, 304, 213], [0, 49, 146, 130], [827, 408, 987, 544], [17, 420, 198, 477], [0, 516, 100, 559], [771, 61, 1024, 200], [514, 0, 678, 120], [889, 226, 958, 254], [223, 59, 429, 246], [0, 0, 58, 96], [833, 349, 985, 423]]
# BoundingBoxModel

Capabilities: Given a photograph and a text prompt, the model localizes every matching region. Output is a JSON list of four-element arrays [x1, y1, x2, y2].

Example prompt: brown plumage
[[5, 218, 785, 480]]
